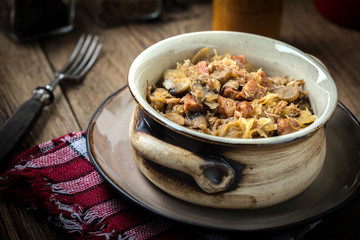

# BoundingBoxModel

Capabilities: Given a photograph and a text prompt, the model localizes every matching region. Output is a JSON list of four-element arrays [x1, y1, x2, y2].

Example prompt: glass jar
[[212, 0, 283, 39], [82, 0, 162, 27], [0, 0, 75, 42]]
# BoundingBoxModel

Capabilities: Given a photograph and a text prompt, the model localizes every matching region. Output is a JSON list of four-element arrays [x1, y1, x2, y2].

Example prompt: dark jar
[[0, 0, 75, 42], [81, 0, 162, 27]]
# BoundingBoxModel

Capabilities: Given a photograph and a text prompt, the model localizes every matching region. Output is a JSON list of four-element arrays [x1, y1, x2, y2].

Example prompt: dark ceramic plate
[[86, 86, 360, 231]]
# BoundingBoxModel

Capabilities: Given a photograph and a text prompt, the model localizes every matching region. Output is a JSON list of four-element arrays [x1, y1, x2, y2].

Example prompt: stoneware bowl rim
[[128, 31, 338, 145]]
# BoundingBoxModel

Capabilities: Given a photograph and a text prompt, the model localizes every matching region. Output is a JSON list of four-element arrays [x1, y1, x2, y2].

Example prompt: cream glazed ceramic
[[127, 31, 338, 209]]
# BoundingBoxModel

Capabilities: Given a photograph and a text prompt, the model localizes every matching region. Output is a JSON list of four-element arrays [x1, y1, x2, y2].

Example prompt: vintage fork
[[0, 34, 103, 164]]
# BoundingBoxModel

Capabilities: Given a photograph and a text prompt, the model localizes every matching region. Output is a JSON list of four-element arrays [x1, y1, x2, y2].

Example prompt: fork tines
[[59, 34, 103, 79]]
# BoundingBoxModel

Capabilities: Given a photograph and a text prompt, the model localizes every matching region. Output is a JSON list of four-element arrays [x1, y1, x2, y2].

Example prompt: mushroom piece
[[165, 112, 185, 125], [163, 69, 191, 95], [277, 118, 300, 135], [185, 113, 208, 129], [191, 47, 210, 64], [273, 85, 299, 102]]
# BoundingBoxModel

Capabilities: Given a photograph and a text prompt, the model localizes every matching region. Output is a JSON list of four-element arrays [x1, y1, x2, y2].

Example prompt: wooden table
[[1, 0, 359, 239]]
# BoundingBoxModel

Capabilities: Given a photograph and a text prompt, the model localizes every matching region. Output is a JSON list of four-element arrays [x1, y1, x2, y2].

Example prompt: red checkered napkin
[[0, 132, 319, 239]]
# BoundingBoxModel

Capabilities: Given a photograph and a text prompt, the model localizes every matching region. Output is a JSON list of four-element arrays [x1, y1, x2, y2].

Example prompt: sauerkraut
[[147, 48, 317, 139]]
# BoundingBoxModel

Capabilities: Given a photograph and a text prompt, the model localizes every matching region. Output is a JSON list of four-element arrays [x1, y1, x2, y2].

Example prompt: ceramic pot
[[127, 31, 338, 209]]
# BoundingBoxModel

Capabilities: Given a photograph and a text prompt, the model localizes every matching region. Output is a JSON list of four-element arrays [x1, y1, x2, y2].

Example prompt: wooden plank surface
[[0, 17, 78, 240], [0, 0, 359, 239], [281, 0, 360, 120]]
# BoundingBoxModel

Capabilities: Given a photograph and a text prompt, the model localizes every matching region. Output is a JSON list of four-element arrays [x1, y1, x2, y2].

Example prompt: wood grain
[[0, 26, 78, 240], [280, 0, 360, 120], [0, 0, 359, 239]]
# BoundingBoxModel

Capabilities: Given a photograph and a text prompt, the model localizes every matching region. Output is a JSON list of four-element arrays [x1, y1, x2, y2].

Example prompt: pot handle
[[130, 130, 236, 194]]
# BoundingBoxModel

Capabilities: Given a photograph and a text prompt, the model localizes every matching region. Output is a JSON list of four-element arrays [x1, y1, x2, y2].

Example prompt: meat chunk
[[236, 80, 266, 100], [257, 69, 274, 90], [184, 93, 203, 113], [221, 80, 242, 99], [236, 101, 253, 118], [218, 96, 235, 118], [231, 55, 246, 69], [197, 61, 209, 75], [222, 86, 240, 99], [277, 118, 300, 135]]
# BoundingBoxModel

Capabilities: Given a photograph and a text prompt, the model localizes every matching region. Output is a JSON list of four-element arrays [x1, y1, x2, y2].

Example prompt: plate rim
[[86, 86, 360, 232]]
